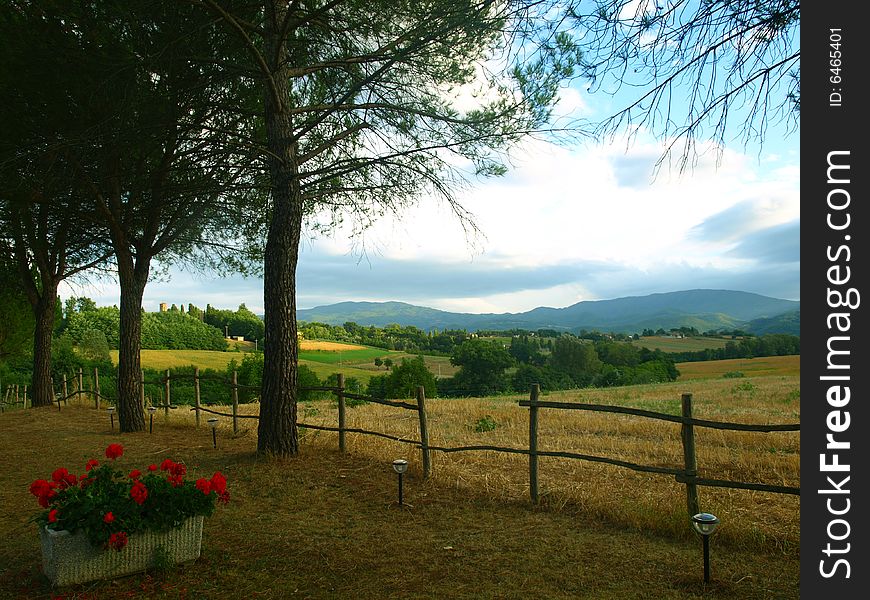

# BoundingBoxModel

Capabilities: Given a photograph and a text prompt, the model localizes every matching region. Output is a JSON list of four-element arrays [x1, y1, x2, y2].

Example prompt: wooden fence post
[[529, 384, 540, 505], [62, 374, 68, 405], [416, 386, 431, 479], [232, 370, 239, 434], [164, 370, 171, 416], [337, 373, 346, 452], [23, 385, 28, 408], [194, 368, 201, 428], [77, 368, 83, 404], [680, 393, 701, 517], [93, 368, 100, 410], [140, 370, 145, 410], [15, 384, 19, 405]]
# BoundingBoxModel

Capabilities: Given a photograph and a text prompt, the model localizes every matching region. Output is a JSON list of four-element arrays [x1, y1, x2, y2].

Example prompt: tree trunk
[[257, 3, 302, 457], [29, 282, 58, 408], [116, 259, 148, 432]]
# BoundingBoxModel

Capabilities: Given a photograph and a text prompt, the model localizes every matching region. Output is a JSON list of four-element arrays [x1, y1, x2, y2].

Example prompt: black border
[[801, 2, 867, 596]]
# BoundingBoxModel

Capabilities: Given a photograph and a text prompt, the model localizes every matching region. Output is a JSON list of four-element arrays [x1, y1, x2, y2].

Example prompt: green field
[[298, 346, 391, 365], [632, 335, 731, 353]]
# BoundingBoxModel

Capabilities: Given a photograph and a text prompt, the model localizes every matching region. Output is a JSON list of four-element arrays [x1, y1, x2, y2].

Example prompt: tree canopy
[[571, 0, 800, 167]]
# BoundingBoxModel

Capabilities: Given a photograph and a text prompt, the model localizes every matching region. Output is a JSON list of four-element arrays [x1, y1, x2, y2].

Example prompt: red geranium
[[105, 444, 123, 460], [32, 445, 228, 552], [129, 481, 148, 505], [210, 472, 227, 494], [107, 531, 128, 551], [195, 478, 212, 495]]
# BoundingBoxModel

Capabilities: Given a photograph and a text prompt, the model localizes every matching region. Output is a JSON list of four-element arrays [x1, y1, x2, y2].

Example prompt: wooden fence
[[27, 369, 801, 513]]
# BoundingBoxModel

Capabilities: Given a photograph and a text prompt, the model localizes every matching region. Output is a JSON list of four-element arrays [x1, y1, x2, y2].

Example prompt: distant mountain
[[744, 310, 800, 336], [297, 289, 800, 334]]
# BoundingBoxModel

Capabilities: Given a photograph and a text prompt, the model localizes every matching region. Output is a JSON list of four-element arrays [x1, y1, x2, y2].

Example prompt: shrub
[[473, 415, 498, 433]]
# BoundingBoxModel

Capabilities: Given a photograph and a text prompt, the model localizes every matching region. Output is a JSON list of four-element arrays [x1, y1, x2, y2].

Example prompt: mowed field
[[677, 355, 800, 380], [632, 335, 731, 353]]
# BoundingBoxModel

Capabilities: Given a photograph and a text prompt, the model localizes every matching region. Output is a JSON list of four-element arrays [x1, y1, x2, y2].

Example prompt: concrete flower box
[[39, 515, 204, 586]]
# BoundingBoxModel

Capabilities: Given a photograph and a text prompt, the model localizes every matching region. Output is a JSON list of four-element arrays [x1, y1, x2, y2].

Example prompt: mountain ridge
[[296, 289, 800, 334]]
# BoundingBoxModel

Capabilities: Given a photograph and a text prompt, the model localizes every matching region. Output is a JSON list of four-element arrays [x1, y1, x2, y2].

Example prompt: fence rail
[[23, 367, 801, 511]]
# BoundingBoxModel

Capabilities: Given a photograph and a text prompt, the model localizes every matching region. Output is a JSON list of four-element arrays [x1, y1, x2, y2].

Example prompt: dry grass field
[[677, 355, 800, 380], [0, 369, 799, 598]]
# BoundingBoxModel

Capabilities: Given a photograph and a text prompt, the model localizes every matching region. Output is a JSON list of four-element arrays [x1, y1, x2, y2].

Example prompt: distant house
[[231, 335, 245, 342], [159, 302, 168, 313]]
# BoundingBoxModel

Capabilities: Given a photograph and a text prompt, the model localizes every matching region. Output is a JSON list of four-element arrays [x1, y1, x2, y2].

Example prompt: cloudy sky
[[61, 85, 800, 316]]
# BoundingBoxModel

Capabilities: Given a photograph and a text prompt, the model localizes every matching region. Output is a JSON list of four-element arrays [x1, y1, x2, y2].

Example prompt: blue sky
[[62, 76, 800, 316]]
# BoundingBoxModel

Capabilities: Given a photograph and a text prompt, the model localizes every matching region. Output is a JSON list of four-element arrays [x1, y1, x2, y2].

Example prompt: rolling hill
[[297, 289, 800, 334]]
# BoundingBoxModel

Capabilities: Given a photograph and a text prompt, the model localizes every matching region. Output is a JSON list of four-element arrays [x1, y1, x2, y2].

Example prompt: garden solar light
[[392, 459, 408, 506], [107, 406, 115, 431], [691, 513, 720, 583], [147, 406, 157, 434], [208, 418, 219, 448]]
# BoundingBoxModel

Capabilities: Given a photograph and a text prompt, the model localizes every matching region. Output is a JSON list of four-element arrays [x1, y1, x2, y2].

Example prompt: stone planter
[[39, 515, 204, 586]]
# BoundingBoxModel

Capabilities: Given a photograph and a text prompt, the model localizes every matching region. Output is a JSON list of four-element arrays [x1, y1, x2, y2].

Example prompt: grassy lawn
[[676, 355, 800, 380], [1, 391, 799, 599]]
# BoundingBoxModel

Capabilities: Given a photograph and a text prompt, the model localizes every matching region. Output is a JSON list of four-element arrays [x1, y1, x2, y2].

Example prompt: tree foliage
[[366, 356, 437, 400], [571, 0, 800, 167], [197, 0, 585, 455]]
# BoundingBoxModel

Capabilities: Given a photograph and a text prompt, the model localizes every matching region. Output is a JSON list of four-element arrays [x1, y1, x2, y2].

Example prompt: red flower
[[85, 459, 99, 471], [170, 462, 186, 478], [51, 468, 69, 483], [105, 444, 124, 460], [64, 473, 78, 487], [147, 464, 157, 472], [160, 459, 174, 472], [108, 531, 128, 551], [48, 509, 58, 523], [29, 479, 52, 498], [103, 512, 115, 524], [167, 474, 183, 488], [130, 481, 148, 505], [195, 478, 212, 495], [29, 479, 58, 507], [209, 472, 227, 495], [128, 469, 142, 480]]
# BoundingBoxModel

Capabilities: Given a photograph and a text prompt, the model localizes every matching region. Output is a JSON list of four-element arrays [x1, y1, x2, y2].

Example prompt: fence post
[[93, 368, 100, 410], [15, 384, 19, 405], [337, 373, 346, 452], [194, 368, 201, 428], [77, 368, 83, 404], [140, 370, 145, 411], [529, 383, 540, 505], [232, 370, 239, 434], [164, 370, 171, 416], [23, 385, 28, 408], [62, 374, 68, 405], [680, 393, 701, 517], [416, 386, 431, 479]]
